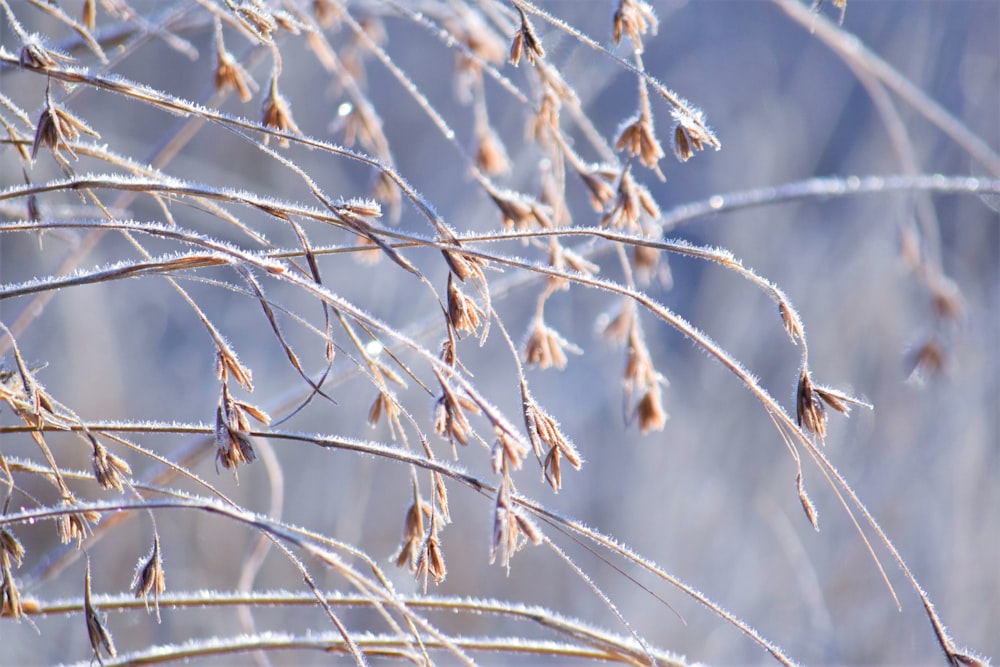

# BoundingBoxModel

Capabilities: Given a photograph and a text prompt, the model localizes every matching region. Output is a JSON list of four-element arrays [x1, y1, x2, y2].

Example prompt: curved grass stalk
[[16, 590, 690, 667], [773, 0, 1000, 177], [1, 4, 989, 663], [0, 424, 788, 663]]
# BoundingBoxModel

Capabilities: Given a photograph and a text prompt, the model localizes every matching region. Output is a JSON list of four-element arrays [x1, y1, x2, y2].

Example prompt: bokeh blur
[[1, 1, 997, 664]]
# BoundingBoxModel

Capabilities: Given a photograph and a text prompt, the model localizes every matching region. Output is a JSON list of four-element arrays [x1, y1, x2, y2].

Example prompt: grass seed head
[[509, 7, 545, 67], [214, 41, 256, 103], [57, 501, 100, 547], [90, 438, 131, 492], [85, 559, 116, 665], [613, 0, 659, 51], [475, 126, 511, 175], [796, 367, 826, 438], [260, 75, 301, 147], [616, 114, 665, 175], [234, 2, 276, 43], [132, 537, 166, 619], [636, 383, 668, 434], [447, 273, 486, 337]]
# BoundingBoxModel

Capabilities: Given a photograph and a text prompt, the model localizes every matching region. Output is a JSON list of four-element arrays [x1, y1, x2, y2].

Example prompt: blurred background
[[1, 0, 997, 664]]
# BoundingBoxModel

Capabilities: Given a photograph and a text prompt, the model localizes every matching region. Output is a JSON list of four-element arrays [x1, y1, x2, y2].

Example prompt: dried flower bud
[[0, 527, 25, 619], [492, 427, 530, 473], [234, 400, 270, 425], [490, 480, 541, 573], [636, 382, 668, 433], [234, 2, 276, 43], [601, 301, 635, 346], [439, 338, 457, 367], [31, 95, 100, 163], [132, 536, 166, 620], [490, 188, 552, 231], [613, 0, 658, 51], [673, 123, 693, 162], [815, 385, 871, 415], [578, 165, 618, 211], [797, 472, 819, 530], [216, 423, 255, 469], [214, 38, 256, 103], [0, 530, 24, 568], [1, 555, 23, 620], [90, 438, 131, 492], [414, 530, 447, 588], [367, 390, 398, 430], [632, 242, 662, 285], [528, 88, 561, 145], [215, 391, 258, 474], [797, 368, 869, 436], [509, 7, 544, 67], [85, 558, 116, 665], [514, 512, 543, 546], [602, 165, 659, 233], [522, 319, 581, 370], [671, 106, 720, 162], [475, 125, 511, 176], [812, 386, 850, 416], [433, 473, 451, 524], [433, 371, 481, 449], [615, 114, 665, 177], [447, 273, 486, 338], [394, 500, 431, 570], [490, 489, 519, 571], [215, 346, 254, 391], [57, 500, 100, 547], [542, 446, 563, 491], [779, 301, 804, 345], [442, 244, 487, 285], [524, 397, 581, 491], [796, 367, 826, 438], [624, 323, 658, 393], [19, 38, 74, 70], [260, 74, 301, 147]]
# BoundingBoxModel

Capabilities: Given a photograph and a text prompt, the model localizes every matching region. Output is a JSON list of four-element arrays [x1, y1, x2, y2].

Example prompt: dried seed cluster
[[7, 1, 980, 664]]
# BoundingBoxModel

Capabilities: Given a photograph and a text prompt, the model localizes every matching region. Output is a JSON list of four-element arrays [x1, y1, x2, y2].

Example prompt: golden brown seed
[[613, 0, 659, 50], [260, 75, 301, 147], [235, 3, 276, 43], [447, 273, 486, 337], [214, 42, 256, 103], [616, 114, 664, 175], [796, 368, 826, 438], [132, 537, 166, 619], [475, 126, 511, 175], [91, 439, 131, 492], [509, 8, 544, 67], [636, 383, 668, 433], [85, 559, 116, 665]]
